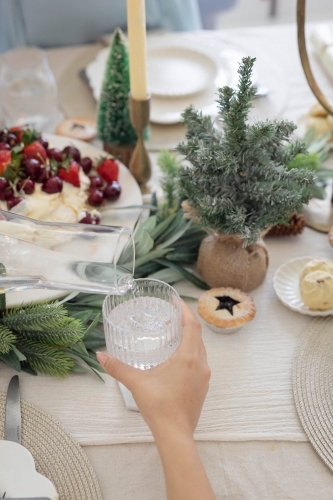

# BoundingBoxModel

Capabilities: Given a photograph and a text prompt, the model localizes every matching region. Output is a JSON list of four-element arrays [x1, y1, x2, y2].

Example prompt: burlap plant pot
[[197, 233, 269, 292]]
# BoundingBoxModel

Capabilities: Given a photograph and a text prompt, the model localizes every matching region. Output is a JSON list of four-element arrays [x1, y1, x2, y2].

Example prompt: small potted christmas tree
[[178, 57, 315, 292], [97, 28, 137, 166]]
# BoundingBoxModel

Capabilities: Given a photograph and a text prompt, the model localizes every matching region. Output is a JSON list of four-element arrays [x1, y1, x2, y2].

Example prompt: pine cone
[[181, 200, 199, 221], [267, 213, 306, 237]]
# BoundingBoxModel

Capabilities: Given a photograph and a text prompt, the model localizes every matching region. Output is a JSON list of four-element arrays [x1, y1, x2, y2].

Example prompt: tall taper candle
[[127, 0, 148, 100]]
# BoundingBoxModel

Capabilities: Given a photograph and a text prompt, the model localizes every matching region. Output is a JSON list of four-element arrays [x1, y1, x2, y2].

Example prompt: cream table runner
[[0, 227, 331, 446]]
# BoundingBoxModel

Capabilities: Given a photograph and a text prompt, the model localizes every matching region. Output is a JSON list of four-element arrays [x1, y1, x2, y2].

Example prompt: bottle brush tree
[[97, 28, 137, 166], [178, 57, 315, 291]]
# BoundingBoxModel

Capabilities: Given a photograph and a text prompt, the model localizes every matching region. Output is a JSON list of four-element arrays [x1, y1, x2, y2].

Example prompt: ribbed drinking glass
[[103, 279, 182, 369]]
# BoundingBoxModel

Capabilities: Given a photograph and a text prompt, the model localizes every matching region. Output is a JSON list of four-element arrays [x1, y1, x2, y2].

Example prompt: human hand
[[97, 301, 211, 439]]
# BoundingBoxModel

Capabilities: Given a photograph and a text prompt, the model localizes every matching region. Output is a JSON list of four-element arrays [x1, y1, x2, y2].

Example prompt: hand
[[97, 301, 211, 439]]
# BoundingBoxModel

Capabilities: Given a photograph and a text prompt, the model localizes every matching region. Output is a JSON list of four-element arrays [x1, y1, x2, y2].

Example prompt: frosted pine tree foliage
[[178, 57, 315, 246]]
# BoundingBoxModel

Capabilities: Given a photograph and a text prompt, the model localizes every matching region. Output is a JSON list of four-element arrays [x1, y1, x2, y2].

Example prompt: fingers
[[96, 352, 138, 389], [181, 301, 202, 338], [179, 301, 205, 355]]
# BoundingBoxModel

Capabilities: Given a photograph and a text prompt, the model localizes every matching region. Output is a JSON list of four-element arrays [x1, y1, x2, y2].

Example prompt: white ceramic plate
[[0, 440, 58, 499], [273, 256, 333, 316], [85, 33, 288, 126], [5, 133, 142, 308], [147, 46, 217, 98]]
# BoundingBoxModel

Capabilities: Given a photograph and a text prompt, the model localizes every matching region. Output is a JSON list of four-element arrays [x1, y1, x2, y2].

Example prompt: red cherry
[[80, 157, 93, 175], [17, 178, 35, 195], [103, 181, 121, 201], [0, 142, 10, 151], [7, 196, 24, 210], [36, 166, 51, 183], [62, 146, 81, 163], [38, 136, 49, 149], [79, 211, 93, 224], [24, 158, 42, 180], [42, 176, 63, 194], [88, 189, 104, 206], [1, 133, 18, 147], [0, 179, 14, 201], [89, 175, 104, 189], [79, 211, 101, 224], [47, 148, 63, 162]]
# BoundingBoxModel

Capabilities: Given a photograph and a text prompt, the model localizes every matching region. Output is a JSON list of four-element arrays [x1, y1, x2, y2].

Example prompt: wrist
[[152, 422, 195, 451]]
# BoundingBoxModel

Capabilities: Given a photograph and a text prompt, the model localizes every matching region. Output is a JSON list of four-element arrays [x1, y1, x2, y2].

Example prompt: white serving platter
[[4, 133, 142, 307]]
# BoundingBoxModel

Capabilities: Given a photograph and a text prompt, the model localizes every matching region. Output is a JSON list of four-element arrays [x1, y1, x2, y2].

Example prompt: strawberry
[[0, 150, 11, 176], [23, 141, 47, 163], [97, 158, 119, 183], [58, 161, 81, 187]]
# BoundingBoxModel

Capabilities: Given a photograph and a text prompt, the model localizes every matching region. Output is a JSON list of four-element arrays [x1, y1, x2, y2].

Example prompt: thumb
[[96, 351, 138, 389]]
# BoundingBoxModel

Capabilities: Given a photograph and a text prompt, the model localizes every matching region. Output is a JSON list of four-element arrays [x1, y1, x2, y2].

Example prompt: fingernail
[[96, 352, 108, 366]]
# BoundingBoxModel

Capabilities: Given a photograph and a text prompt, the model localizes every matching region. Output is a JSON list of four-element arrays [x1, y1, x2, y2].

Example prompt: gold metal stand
[[129, 94, 152, 187], [297, 0, 333, 116]]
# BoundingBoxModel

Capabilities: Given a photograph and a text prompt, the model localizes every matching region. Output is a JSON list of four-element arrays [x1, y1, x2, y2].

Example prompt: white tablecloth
[[2, 23, 333, 500]]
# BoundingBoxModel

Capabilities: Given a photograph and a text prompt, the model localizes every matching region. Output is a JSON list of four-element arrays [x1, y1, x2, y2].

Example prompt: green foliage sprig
[[178, 57, 316, 246], [0, 297, 105, 380]]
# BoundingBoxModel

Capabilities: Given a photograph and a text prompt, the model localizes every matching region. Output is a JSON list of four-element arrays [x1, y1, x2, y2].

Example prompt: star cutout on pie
[[215, 295, 240, 316]]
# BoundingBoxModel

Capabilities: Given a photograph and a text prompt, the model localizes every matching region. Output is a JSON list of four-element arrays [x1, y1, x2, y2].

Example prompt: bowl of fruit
[[0, 127, 142, 228]]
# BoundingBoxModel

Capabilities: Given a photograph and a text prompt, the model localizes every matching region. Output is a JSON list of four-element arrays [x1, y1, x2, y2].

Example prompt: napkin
[[311, 25, 333, 82], [118, 382, 139, 412]]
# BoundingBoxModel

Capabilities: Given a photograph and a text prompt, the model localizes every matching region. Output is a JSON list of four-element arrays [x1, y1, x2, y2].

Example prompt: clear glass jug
[[0, 210, 135, 295]]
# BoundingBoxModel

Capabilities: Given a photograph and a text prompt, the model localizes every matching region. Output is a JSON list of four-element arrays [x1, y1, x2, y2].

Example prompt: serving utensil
[[4, 376, 21, 444]]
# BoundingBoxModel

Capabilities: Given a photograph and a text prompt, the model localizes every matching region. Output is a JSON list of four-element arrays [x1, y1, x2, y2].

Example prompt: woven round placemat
[[293, 316, 333, 472], [0, 392, 102, 500]]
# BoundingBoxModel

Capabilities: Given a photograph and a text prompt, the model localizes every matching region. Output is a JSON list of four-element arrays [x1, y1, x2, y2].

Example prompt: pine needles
[[0, 298, 104, 379], [0, 325, 16, 354], [178, 57, 316, 246]]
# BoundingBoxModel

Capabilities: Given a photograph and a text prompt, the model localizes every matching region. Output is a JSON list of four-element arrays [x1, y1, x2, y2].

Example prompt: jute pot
[[197, 233, 269, 292]]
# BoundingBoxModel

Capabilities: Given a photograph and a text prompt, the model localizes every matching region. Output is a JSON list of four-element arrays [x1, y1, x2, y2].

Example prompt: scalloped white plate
[[147, 46, 217, 98], [273, 256, 333, 316], [0, 440, 58, 499]]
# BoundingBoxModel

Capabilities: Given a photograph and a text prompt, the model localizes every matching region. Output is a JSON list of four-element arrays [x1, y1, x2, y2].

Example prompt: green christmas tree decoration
[[178, 57, 316, 246], [97, 28, 137, 165]]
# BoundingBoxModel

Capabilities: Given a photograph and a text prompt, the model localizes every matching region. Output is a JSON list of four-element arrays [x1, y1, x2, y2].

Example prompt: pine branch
[[20, 317, 84, 347], [157, 150, 182, 219], [0, 325, 16, 354], [17, 340, 74, 378], [2, 301, 67, 332]]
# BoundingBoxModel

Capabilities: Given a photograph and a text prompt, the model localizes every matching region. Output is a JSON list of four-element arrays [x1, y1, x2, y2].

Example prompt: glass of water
[[103, 279, 182, 369], [0, 47, 58, 130]]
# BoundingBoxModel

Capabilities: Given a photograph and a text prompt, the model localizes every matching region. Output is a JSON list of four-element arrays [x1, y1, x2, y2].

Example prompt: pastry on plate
[[197, 287, 256, 333], [299, 258, 333, 283], [300, 270, 333, 310], [56, 117, 96, 142]]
